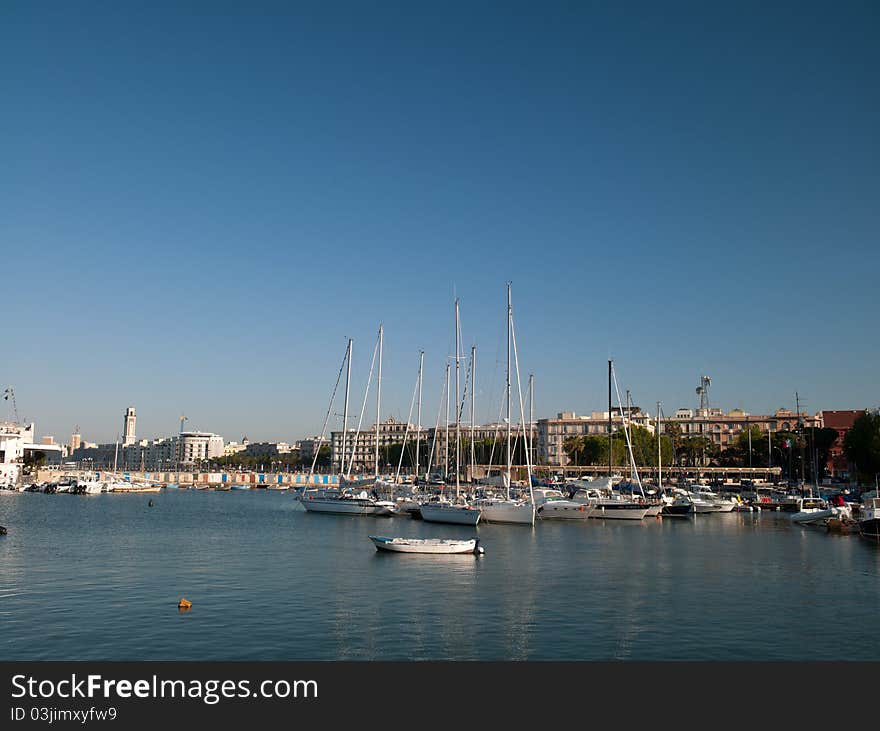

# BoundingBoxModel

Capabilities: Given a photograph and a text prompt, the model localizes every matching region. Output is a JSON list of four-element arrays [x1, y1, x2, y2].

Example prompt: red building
[[819, 410, 866, 478]]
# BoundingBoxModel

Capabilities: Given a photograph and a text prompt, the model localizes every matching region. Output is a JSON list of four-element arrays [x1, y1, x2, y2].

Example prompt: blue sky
[[2, 1, 878, 444]]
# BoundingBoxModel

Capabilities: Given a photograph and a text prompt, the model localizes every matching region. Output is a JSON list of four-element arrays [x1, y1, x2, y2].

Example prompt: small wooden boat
[[369, 535, 484, 555]]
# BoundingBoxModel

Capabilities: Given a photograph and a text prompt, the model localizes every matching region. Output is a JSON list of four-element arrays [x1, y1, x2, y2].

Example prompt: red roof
[[821, 410, 865, 430]]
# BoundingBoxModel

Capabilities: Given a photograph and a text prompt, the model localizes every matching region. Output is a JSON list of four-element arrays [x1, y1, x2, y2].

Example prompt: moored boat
[[858, 491, 880, 543], [536, 499, 593, 520], [473, 497, 535, 525], [302, 490, 394, 516], [419, 500, 481, 525], [369, 535, 484, 555]]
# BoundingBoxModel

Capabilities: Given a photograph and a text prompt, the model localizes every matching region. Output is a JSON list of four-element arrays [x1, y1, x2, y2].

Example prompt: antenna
[[3, 387, 20, 423], [696, 375, 711, 412]]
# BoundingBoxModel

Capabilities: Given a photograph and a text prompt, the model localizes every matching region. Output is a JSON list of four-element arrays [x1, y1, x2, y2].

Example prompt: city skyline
[[4, 3, 877, 443]]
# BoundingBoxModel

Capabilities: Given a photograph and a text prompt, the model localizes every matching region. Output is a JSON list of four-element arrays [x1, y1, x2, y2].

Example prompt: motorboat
[[369, 536, 484, 555], [790, 495, 850, 526], [572, 489, 650, 520], [859, 491, 880, 543], [661, 494, 695, 517], [301, 489, 393, 516], [537, 499, 593, 520], [689, 486, 736, 513], [533, 487, 594, 518], [75, 478, 104, 495], [109, 482, 161, 493]]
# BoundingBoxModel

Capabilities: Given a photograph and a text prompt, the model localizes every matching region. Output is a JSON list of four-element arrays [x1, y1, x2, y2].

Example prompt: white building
[[178, 432, 225, 466], [0, 421, 33, 485]]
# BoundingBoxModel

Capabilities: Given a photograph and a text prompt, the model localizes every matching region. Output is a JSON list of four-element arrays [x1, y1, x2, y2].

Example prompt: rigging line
[[346, 329, 380, 478], [485, 383, 506, 476], [611, 363, 645, 497], [394, 361, 421, 484], [425, 364, 448, 481], [309, 342, 349, 477], [509, 309, 534, 502]]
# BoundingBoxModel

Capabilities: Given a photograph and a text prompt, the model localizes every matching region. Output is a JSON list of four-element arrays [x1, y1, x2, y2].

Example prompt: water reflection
[[2, 491, 880, 660]]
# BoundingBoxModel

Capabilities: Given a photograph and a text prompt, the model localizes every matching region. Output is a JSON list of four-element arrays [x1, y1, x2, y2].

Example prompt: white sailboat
[[420, 298, 480, 527], [301, 334, 392, 517], [581, 361, 650, 520], [474, 283, 535, 526]]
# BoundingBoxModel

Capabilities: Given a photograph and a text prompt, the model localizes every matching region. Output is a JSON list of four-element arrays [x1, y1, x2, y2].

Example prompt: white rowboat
[[369, 536, 484, 555]]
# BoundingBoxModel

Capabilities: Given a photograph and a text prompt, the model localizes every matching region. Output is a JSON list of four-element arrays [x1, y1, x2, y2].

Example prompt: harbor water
[[1, 490, 879, 660]]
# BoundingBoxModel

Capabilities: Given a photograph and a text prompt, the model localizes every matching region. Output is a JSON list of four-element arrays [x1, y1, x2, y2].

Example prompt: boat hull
[[302, 497, 392, 516], [661, 503, 694, 517], [475, 500, 535, 525], [859, 518, 880, 543], [369, 536, 480, 554], [537, 500, 593, 520], [419, 504, 481, 526], [587, 502, 650, 520]]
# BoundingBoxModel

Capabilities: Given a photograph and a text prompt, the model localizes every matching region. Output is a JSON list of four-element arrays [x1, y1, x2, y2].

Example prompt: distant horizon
[[4, 3, 877, 444]]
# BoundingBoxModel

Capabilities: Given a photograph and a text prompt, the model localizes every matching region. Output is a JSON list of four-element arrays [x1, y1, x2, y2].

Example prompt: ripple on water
[[2, 491, 880, 659]]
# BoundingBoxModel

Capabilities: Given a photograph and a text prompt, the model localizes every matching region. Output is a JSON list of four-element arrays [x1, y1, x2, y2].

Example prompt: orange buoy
[[178, 597, 192, 610]]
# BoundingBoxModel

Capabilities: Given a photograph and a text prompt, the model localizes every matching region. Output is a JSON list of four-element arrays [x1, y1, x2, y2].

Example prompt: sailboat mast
[[506, 283, 512, 501], [470, 345, 476, 485], [341, 338, 352, 478], [608, 360, 613, 479], [626, 389, 631, 480], [444, 362, 450, 482], [529, 373, 534, 471], [113, 436, 119, 474], [657, 401, 662, 491], [375, 325, 383, 481], [416, 350, 423, 483], [455, 298, 461, 499]]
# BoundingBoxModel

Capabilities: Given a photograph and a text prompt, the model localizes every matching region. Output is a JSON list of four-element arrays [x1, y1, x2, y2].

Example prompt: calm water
[[1, 490, 879, 660]]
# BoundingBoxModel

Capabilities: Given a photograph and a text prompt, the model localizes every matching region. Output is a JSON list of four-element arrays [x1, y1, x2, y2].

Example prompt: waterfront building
[[223, 440, 248, 457], [331, 418, 429, 474], [69, 429, 81, 455], [243, 441, 292, 458], [0, 421, 33, 484], [296, 436, 328, 461], [177, 431, 224, 466], [537, 410, 653, 467], [0, 421, 65, 481], [818, 409, 867, 478], [427, 421, 538, 472], [72, 430, 224, 470], [122, 437, 177, 471], [659, 407, 821, 451]]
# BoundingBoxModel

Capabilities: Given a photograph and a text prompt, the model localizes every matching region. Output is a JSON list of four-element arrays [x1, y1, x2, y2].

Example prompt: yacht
[[301, 489, 394, 516], [661, 494, 695, 517], [858, 491, 880, 543], [573, 488, 651, 520]]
